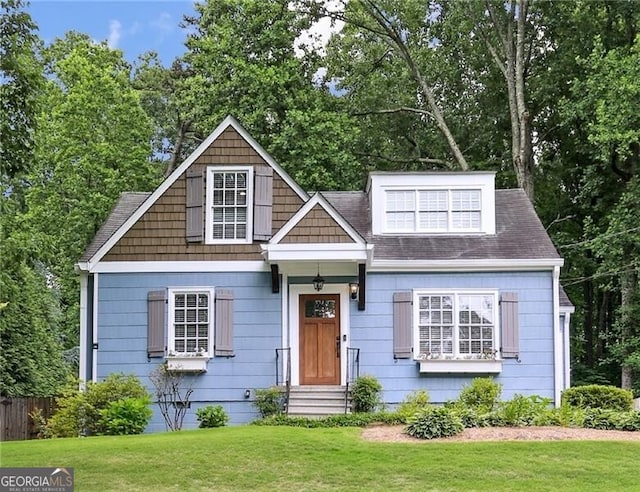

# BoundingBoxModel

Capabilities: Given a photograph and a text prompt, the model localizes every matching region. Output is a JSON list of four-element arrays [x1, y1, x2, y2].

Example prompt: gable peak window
[[206, 166, 253, 244], [385, 188, 481, 233]]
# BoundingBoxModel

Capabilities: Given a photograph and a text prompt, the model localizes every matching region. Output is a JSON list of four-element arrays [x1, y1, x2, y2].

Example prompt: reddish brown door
[[299, 294, 340, 385]]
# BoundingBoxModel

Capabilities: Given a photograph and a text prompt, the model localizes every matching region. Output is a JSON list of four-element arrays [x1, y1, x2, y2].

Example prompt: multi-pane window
[[170, 290, 212, 355], [415, 292, 497, 359], [385, 189, 481, 232], [207, 168, 252, 242]]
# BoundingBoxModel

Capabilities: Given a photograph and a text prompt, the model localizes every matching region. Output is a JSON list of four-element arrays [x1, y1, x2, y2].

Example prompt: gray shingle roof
[[80, 192, 150, 262], [322, 189, 560, 260]]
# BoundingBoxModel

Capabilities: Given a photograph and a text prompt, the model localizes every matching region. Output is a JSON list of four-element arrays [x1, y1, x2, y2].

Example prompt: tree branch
[[350, 106, 434, 118]]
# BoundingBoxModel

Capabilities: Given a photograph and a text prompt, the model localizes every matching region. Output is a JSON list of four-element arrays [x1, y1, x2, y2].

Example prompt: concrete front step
[[287, 386, 350, 417]]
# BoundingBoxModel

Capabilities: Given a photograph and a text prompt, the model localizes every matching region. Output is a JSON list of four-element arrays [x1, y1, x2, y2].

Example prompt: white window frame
[[413, 290, 500, 362], [167, 287, 215, 358], [205, 166, 254, 244], [384, 188, 482, 234]]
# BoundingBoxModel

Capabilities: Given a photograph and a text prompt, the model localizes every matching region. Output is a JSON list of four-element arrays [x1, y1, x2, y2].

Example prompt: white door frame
[[289, 283, 350, 386]]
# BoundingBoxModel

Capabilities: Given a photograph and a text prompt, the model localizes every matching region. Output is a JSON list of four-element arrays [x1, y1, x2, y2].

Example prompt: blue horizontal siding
[[351, 271, 556, 404], [96, 271, 281, 429], [94, 268, 558, 432]]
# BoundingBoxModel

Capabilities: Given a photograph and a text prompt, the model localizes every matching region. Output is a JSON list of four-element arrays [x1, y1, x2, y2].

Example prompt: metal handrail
[[275, 347, 291, 414], [345, 347, 360, 413]]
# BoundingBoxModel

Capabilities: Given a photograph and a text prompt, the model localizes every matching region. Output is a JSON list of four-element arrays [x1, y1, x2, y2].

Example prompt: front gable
[[86, 117, 306, 267], [280, 204, 355, 244]]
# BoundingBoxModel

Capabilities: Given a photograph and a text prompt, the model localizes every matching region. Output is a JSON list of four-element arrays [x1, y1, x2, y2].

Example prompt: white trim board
[[83, 115, 309, 269], [288, 283, 351, 387], [85, 261, 270, 274], [370, 258, 564, 272]]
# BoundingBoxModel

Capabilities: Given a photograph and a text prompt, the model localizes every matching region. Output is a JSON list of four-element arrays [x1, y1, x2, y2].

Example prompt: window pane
[[386, 191, 414, 211], [213, 190, 223, 205], [418, 190, 447, 211], [224, 190, 235, 205], [451, 190, 480, 210], [209, 170, 249, 241], [173, 291, 210, 354], [305, 300, 336, 318], [417, 295, 454, 356], [237, 190, 247, 205], [419, 211, 447, 230], [236, 224, 246, 239]]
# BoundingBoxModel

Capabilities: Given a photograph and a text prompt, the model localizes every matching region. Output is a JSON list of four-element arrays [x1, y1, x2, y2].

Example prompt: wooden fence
[[0, 397, 57, 441]]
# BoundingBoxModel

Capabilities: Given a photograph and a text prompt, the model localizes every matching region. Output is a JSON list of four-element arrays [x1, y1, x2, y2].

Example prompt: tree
[[0, 1, 69, 396], [0, 0, 43, 182], [176, 0, 362, 190], [579, 37, 640, 390], [23, 33, 161, 350]]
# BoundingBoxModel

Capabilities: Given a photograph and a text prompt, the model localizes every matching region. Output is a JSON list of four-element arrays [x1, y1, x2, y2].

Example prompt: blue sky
[[27, 0, 196, 66]]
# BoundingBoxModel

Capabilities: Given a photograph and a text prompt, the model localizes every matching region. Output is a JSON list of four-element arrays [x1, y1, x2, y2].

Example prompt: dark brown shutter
[[358, 263, 366, 311], [147, 290, 166, 358], [393, 292, 413, 359], [253, 165, 273, 241], [214, 289, 234, 357], [500, 292, 519, 359], [186, 166, 204, 242]]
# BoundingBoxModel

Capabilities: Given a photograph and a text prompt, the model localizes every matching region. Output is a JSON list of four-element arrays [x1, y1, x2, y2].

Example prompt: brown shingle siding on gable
[[100, 128, 304, 262], [280, 205, 355, 244]]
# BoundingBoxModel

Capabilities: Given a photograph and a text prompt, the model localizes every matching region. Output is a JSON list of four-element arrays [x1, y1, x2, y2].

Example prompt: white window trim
[[384, 188, 483, 234], [205, 166, 254, 244], [167, 287, 215, 359], [412, 289, 501, 372]]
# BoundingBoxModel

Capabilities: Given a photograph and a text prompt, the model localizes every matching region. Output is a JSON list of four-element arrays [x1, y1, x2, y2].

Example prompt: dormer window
[[369, 172, 496, 236], [385, 189, 482, 233], [205, 166, 253, 244]]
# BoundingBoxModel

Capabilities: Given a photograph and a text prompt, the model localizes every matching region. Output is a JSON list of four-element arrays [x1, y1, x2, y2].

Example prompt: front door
[[299, 294, 340, 385]]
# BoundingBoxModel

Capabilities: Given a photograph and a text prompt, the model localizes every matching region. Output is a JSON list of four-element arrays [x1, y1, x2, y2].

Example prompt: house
[[77, 116, 574, 431]]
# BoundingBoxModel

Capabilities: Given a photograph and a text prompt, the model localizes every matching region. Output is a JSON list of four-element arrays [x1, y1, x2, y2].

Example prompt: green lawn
[[1, 426, 638, 491]]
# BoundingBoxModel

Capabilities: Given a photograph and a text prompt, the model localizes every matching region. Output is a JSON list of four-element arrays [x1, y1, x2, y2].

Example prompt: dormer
[[367, 172, 496, 236]]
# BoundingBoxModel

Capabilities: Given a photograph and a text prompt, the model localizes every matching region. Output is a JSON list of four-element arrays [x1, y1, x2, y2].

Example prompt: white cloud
[[294, 1, 344, 57], [107, 19, 122, 48], [150, 12, 174, 33]]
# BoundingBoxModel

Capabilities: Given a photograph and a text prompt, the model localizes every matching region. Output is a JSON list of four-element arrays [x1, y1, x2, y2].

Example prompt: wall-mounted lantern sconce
[[349, 282, 359, 300], [312, 264, 325, 291], [244, 389, 251, 399]]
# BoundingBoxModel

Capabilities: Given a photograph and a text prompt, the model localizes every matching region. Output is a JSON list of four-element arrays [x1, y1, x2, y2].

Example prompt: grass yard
[[1, 426, 639, 491]]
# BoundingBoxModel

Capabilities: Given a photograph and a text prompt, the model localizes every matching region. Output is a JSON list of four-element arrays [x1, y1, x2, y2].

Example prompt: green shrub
[[253, 387, 285, 417], [251, 411, 404, 428], [196, 405, 229, 428], [448, 406, 485, 428], [350, 375, 382, 413], [99, 397, 152, 435], [405, 406, 464, 440], [500, 394, 553, 427], [582, 409, 640, 431], [617, 411, 640, 431], [397, 390, 430, 421], [457, 377, 502, 413], [562, 384, 633, 412], [48, 374, 150, 437]]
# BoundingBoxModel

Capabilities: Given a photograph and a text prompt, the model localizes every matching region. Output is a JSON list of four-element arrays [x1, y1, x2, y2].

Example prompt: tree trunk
[[482, 0, 535, 200], [620, 268, 636, 390], [583, 281, 594, 367]]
